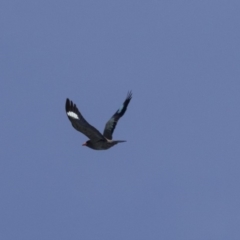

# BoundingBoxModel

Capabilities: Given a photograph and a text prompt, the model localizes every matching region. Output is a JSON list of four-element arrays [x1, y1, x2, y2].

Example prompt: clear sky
[[1, 1, 240, 239]]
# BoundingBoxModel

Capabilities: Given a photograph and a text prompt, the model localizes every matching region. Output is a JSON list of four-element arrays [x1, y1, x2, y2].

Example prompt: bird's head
[[82, 140, 93, 148], [82, 140, 89, 146]]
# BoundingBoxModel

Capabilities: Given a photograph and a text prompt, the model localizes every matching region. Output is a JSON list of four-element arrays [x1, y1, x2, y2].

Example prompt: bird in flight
[[65, 91, 132, 150]]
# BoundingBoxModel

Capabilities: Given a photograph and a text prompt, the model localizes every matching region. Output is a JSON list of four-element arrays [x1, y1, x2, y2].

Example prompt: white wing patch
[[117, 104, 123, 113], [67, 111, 79, 119]]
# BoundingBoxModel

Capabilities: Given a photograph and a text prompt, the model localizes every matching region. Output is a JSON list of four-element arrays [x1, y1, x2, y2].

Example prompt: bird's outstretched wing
[[103, 91, 132, 140], [65, 98, 105, 142]]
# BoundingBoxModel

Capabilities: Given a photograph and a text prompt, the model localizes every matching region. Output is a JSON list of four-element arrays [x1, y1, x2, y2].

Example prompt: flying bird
[[65, 91, 132, 150]]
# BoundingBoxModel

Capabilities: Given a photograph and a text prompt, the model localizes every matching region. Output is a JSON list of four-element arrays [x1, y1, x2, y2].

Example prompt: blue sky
[[1, 1, 240, 239]]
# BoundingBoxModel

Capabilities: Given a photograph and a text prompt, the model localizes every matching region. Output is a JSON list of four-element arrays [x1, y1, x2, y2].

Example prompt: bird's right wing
[[65, 98, 105, 142], [103, 91, 132, 140]]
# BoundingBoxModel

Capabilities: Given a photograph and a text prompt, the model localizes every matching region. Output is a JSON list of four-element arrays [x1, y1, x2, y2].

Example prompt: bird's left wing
[[65, 98, 105, 142], [103, 91, 132, 140]]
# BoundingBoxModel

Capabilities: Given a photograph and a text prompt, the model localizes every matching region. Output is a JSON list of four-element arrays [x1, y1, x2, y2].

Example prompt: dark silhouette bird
[[65, 91, 132, 150]]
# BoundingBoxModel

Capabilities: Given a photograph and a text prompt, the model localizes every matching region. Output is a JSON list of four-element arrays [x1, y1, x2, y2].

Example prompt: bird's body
[[83, 139, 126, 150], [65, 91, 132, 150]]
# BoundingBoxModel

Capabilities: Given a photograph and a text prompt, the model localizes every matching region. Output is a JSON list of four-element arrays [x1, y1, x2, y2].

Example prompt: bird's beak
[[82, 142, 86, 146]]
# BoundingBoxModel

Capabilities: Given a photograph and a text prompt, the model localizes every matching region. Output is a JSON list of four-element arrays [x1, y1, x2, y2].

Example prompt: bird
[[65, 91, 132, 150]]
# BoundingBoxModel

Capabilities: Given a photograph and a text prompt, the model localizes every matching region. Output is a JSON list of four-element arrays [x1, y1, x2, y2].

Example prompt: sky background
[[1, 1, 240, 239]]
